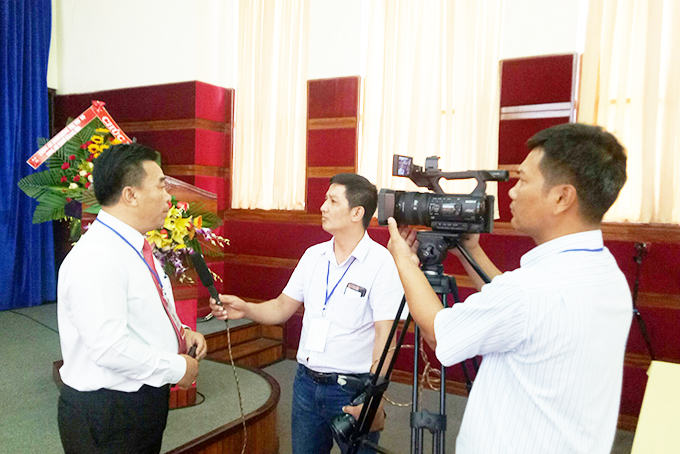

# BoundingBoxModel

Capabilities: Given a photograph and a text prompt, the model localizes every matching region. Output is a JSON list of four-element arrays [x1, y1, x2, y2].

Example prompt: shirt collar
[[520, 230, 604, 268], [96, 209, 147, 253], [324, 231, 371, 266]]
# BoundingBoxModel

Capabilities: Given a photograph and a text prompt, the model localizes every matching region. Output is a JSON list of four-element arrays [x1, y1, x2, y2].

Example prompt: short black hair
[[329, 173, 378, 230], [527, 123, 627, 224], [93, 143, 160, 206]]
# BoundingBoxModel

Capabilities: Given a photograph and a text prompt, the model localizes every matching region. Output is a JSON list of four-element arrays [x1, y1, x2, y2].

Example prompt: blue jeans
[[291, 364, 380, 454]]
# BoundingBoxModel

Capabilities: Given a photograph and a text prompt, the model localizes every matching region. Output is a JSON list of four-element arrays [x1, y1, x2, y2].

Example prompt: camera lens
[[330, 413, 357, 445], [378, 189, 493, 234]]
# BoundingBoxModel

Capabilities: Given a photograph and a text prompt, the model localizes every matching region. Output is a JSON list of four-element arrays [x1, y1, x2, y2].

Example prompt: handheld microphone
[[189, 252, 221, 303]]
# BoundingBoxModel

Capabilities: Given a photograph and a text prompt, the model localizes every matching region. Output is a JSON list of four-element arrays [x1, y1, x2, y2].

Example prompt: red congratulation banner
[[27, 100, 131, 169]]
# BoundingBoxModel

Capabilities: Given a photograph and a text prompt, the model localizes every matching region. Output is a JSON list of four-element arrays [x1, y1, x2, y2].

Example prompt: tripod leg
[[412, 326, 422, 454]]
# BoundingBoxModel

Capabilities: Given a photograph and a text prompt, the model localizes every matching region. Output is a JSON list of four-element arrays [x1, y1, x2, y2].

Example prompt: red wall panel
[[224, 221, 329, 259], [308, 76, 360, 119], [500, 54, 576, 107], [195, 129, 230, 167], [221, 262, 294, 301], [195, 81, 231, 123], [307, 129, 357, 167], [498, 117, 570, 165], [54, 82, 199, 125], [307, 177, 330, 213]]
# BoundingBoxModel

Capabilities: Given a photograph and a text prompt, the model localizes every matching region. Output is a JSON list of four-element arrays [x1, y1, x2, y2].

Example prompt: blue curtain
[[0, 0, 56, 310]]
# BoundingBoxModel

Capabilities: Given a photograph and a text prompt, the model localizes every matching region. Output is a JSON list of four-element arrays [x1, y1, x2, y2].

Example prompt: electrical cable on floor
[[372, 336, 446, 409], [224, 317, 248, 454]]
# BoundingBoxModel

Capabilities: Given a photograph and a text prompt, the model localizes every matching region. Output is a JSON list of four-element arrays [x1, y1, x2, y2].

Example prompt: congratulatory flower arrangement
[[18, 117, 120, 235], [19, 104, 228, 284]]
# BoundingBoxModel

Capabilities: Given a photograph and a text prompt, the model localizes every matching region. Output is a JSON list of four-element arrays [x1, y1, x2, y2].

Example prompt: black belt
[[301, 365, 371, 390]]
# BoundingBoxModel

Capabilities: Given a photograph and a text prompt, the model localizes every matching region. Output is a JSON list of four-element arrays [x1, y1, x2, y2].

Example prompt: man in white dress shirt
[[210, 173, 404, 454], [387, 123, 632, 453], [57, 143, 207, 454]]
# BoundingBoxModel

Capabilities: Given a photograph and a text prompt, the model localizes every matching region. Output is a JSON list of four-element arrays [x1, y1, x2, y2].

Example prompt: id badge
[[304, 317, 331, 352]]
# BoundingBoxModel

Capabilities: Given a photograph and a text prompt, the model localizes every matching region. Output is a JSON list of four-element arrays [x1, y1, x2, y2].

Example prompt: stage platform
[[0, 303, 278, 454]]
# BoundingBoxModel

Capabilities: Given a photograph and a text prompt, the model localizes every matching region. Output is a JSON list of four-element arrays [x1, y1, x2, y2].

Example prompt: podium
[[165, 176, 218, 408]]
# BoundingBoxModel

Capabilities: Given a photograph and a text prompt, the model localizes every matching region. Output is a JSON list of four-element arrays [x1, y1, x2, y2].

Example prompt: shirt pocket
[[330, 293, 368, 330]]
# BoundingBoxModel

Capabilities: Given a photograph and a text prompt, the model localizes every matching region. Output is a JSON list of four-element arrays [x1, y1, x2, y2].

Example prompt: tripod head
[[416, 231, 460, 271], [416, 230, 491, 285]]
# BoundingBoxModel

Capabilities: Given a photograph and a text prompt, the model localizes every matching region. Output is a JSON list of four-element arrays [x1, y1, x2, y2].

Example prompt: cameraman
[[386, 123, 632, 454], [211, 173, 403, 454]]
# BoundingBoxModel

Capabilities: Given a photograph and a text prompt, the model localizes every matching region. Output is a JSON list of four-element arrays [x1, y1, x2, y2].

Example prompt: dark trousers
[[58, 383, 170, 454]]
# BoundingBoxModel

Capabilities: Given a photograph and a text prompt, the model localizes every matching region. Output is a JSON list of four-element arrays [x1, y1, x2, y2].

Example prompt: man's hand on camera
[[342, 399, 386, 432], [386, 217, 420, 267], [209, 295, 248, 320], [452, 233, 481, 260]]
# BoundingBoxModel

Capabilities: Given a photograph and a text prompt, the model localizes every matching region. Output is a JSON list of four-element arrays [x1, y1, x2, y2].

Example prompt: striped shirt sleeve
[[433, 276, 527, 367]]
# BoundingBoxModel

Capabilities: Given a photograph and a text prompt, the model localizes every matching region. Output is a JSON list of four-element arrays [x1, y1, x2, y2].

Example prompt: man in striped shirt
[[387, 123, 632, 453]]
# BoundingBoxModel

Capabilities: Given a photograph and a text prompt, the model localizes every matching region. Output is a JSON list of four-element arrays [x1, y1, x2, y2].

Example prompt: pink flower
[[85, 182, 91, 189], [80, 143, 87, 149], [73, 175, 80, 182], [69, 154, 76, 160], [66, 198, 72, 202], [60, 176, 67, 183], [61, 162, 70, 170]]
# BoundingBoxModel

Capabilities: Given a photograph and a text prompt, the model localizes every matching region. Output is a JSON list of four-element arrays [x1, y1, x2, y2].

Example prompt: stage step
[[208, 337, 284, 368], [205, 322, 284, 368]]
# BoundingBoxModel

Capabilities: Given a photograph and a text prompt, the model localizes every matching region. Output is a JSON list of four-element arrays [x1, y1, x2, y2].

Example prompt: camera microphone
[[189, 252, 220, 302]]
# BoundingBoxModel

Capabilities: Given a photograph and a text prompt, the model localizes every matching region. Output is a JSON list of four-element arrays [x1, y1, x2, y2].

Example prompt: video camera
[[378, 155, 509, 234]]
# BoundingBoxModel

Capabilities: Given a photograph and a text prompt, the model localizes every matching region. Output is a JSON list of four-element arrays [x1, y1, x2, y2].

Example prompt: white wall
[[48, 0, 235, 94], [48, 0, 587, 94], [308, 0, 362, 80], [500, 0, 589, 59]]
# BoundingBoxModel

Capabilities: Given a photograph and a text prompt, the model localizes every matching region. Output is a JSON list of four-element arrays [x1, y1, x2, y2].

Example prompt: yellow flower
[[164, 216, 176, 230], [188, 215, 202, 240], [91, 135, 104, 144], [147, 229, 171, 248], [95, 128, 109, 133], [170, 217, 191, 244]]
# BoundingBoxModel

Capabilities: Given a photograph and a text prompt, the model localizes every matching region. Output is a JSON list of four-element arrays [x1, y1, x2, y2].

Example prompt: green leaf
[[18, 169, 66, 199], [83, 204, 101, 214], [79, 188, 99, 206], [186, 201, 222, 229], [32, 199, 66, 224], [46, 117, 107, 171]]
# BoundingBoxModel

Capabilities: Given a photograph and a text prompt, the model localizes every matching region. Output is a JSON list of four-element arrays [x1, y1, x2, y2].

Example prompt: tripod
[[333, 230, 491, 454]]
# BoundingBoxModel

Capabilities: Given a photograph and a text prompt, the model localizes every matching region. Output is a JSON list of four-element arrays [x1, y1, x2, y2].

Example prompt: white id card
[[304, 317, 331, 352]]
